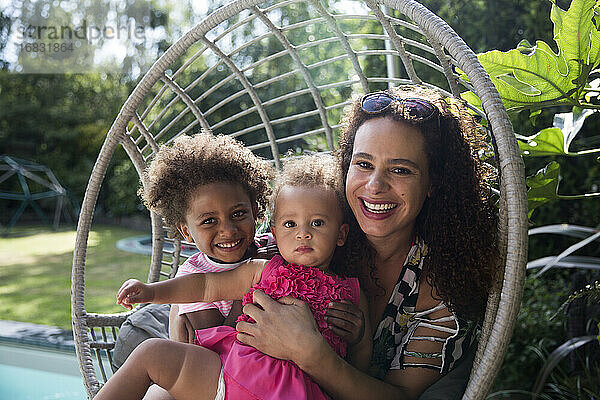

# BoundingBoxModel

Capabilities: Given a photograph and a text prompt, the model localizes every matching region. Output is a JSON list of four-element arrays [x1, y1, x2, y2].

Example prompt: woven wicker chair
[[71, 0, 528, 398]]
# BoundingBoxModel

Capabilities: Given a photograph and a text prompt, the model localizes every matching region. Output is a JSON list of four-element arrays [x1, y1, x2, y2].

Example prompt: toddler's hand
[[116, 279, 154, 309], [325, 300, 365, 345]]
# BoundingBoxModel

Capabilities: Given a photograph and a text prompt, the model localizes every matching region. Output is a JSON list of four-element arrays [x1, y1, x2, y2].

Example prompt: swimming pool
[[0, 342, 88, 399]]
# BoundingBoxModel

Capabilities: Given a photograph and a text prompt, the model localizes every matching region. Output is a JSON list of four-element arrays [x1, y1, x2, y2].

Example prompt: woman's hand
[[235, 290, 326, 366], [168, 305, 195, 344], [236, 291, 410, 400], [325, 300, 365, 345], [116, 279, 154, 309]]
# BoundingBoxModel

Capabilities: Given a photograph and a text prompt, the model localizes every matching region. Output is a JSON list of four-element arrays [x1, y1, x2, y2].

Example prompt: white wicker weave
[[70, 0, 528, 398]]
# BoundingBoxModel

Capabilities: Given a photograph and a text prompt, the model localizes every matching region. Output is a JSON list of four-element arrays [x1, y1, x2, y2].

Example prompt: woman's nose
[[365, 171, 387, 194]]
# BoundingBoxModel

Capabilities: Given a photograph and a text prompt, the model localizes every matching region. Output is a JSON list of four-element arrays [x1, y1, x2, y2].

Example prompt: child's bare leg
[[95, 338, 222, 400], [142, 385, 174, 400]]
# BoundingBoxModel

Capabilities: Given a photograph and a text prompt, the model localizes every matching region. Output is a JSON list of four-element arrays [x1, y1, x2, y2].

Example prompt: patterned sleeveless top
[[369, 237, 477, 378]]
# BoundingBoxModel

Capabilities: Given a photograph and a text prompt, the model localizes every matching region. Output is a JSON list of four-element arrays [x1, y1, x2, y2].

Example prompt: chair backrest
[[71, 0, 528, 398]]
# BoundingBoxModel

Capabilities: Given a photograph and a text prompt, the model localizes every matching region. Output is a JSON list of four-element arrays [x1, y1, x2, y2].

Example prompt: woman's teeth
[[216, 239, 242, 248], [362, 199, 397, 214]]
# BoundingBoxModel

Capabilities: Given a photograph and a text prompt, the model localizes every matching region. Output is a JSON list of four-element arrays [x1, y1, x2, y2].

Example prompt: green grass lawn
[[0, 225, 151, 330]]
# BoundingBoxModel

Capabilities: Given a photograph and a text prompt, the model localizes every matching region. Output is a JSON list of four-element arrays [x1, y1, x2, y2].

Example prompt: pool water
[[0, 343, 88, 399]]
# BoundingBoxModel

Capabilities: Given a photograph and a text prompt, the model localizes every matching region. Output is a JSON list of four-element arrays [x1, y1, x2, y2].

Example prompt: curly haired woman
[[236, 85, 500, 399]]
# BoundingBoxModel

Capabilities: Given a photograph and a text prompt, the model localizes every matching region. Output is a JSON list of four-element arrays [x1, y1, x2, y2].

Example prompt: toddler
[[97, 154, 371, 400], [139, 132, 274, 341]]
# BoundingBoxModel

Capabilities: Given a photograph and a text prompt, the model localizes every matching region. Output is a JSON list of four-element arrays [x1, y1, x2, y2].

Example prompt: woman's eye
[[283, 220, 296, 228], [356, 160, 372, 169], [201, 217, 216, 225], [392, 167, 412, 175], [232, 209, 247, 219], [311, 219, 324, 227]]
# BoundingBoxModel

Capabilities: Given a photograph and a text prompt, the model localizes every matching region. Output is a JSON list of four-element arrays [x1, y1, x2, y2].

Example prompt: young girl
[[96, 154, 371, 400], [138, 132, 275, 341]]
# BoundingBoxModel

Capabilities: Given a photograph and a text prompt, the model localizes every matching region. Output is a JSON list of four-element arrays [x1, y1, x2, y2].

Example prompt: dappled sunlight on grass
[[0, 229, 99, 266], [0, 225, 151, 329]]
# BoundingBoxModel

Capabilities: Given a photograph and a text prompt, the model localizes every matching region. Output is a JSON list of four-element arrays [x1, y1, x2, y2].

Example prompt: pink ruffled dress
[[194, 255, 360, 400]]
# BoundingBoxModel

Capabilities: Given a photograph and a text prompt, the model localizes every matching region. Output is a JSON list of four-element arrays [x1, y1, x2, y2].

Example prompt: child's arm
[[117, 259, 268, 310], [345, 291, 372, 372]]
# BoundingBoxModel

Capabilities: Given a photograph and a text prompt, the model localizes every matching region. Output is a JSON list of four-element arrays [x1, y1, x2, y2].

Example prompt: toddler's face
[[178, 182, 257, 263], [271, 186, 348, 270]]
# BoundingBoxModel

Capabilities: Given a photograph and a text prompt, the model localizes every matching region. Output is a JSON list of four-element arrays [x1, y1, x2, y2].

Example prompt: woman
[[235, 85, 499, 399]]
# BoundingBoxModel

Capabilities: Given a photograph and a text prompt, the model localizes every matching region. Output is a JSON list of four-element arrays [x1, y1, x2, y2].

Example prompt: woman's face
[[345, 117, 432, 241]]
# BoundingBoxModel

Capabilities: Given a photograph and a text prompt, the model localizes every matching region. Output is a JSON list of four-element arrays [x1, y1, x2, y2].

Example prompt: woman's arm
[[236, 290, 412, 400], [237, 290, 455, 400], [117, 260, 267, 309], [345, 291, 372, 372]]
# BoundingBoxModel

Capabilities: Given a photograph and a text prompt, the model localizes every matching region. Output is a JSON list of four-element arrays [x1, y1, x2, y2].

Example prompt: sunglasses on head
[[360, 92, 439, 122]]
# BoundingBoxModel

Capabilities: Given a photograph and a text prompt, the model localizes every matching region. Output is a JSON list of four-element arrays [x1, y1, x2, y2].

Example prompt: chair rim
[[71, 1, 528, 398]]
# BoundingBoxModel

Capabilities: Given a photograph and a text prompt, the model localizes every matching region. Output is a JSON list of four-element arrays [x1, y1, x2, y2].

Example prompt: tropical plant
[[458, 0, 600, 397], [461, 0, 600, 221]]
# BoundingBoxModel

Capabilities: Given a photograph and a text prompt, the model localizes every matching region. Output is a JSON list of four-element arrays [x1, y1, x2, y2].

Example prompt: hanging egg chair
[[71, 0, 528, 398]]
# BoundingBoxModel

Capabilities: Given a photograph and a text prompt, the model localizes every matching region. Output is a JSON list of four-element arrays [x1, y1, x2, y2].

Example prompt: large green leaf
[[518, 108, 597, 156], [461, 0, 600, 111], [519, 128, 566, 156], [553, 107, 597, 150], [526, 161, 561, 217], [552, 0, 600, 75]]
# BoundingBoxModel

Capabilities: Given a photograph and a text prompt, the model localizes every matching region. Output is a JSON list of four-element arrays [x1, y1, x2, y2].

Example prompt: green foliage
[[518, 108, 597, 156], [531, 336, 600, 400], [460, 0, 600, 219], [493, 274, 569, 392], [0, 72, 134, 218], [422, 0, 557, 53], [526, 161, 561, 217], [519, 128, 570, 156], [462, 1, 600, 396], [4, 0, 173, 75], [104, 157, 145, 217], [554, 280, 600, 318], [461, 0, 600, 112]]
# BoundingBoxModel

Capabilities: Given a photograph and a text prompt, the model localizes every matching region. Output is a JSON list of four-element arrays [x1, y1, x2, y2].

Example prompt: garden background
[[1, 0, 598, 398]]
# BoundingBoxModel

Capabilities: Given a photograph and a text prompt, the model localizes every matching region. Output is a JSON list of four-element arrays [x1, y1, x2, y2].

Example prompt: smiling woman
[[230, 84, 502, 399], [346, 118, 431, 241]]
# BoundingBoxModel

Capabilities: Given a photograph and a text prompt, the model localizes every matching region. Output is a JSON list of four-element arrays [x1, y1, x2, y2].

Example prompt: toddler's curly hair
[[270, 154, 346, 220], [140, 132, 273, 237], [271, 154, 367, 279]]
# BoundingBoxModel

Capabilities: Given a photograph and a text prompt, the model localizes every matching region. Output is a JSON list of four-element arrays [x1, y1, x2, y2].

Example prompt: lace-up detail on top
[[369, 238, 476, 378]]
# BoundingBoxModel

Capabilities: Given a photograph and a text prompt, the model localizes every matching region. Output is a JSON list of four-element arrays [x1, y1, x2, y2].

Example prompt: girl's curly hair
[[337, 85, 499, 320], [271, 154, 370, 279], [140, 132, 273, 237]]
